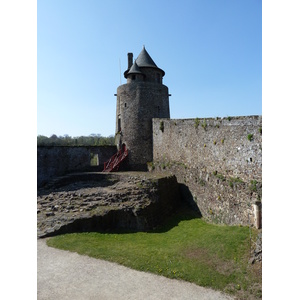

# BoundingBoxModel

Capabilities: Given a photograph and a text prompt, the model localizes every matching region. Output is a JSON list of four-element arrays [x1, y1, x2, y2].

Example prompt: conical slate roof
[[135, 46, 158, 68], [124, 46, 165, 78], [127, 60, 143, 75]]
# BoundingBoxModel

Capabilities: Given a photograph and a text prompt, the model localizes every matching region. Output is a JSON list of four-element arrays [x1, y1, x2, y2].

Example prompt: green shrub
[[250, 180, 257, 192], [247, 134, 253, 141], [216, 174, 226, 181], [147, 162, 155, 171], [228, 177, 244, 188], [194, 117, 200, 128], [199, 179, 206, 186]]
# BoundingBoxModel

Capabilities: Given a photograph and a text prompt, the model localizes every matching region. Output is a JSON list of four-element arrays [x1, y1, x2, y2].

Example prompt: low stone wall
[[152, 116, 262, 227], [37, 146, 117, 187]]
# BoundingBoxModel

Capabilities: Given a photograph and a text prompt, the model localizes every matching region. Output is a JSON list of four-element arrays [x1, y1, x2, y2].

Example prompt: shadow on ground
[[178, 183, 202, 215], [40, 202, 202, 238]]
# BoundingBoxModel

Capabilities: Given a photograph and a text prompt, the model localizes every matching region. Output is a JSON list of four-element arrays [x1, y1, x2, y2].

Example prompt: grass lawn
[[47, 207, 262, 299]]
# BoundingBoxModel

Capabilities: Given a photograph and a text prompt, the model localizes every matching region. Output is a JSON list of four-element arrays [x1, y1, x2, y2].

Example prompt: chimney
[[127, 53, 133, 70]]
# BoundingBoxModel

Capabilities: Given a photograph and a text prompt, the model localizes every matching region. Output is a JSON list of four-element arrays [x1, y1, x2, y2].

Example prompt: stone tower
[[115, 46, 170, 170]]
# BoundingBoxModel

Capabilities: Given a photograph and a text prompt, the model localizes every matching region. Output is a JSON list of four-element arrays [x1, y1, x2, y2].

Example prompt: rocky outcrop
[[37, 172, 181, 238]]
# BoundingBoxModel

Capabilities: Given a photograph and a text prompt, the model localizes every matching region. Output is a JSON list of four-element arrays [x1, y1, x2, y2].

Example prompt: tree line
[[37, 134, 115, 146]]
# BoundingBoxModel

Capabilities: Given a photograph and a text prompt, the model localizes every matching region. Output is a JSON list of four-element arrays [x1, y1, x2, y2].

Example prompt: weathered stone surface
[[152, 116, 262, 227], [37, 172, 181, 238], [249, 231, 262, 264]]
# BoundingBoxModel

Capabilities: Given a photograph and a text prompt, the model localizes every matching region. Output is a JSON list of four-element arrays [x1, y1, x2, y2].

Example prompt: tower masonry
[[115, 46, 170, 170]]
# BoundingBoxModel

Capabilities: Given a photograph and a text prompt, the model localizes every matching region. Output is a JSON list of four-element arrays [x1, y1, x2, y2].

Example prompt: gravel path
[[37, 238, 234, 300]]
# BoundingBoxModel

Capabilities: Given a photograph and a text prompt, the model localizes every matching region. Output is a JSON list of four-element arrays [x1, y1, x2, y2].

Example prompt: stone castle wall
[[37, 146, 117, 187], [152, 116, 262, 227], [37, 116, 262, 228]]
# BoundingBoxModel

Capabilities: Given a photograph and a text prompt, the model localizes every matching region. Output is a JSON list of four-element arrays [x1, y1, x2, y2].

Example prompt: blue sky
[[37, 0, 262, 137]]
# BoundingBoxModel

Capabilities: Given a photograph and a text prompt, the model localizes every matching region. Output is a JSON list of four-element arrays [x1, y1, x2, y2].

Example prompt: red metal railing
[[102, 145, 128, 172]]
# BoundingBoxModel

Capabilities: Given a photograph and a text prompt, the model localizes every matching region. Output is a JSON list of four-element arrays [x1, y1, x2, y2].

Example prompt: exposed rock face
[[37, 172, 181, 238]]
